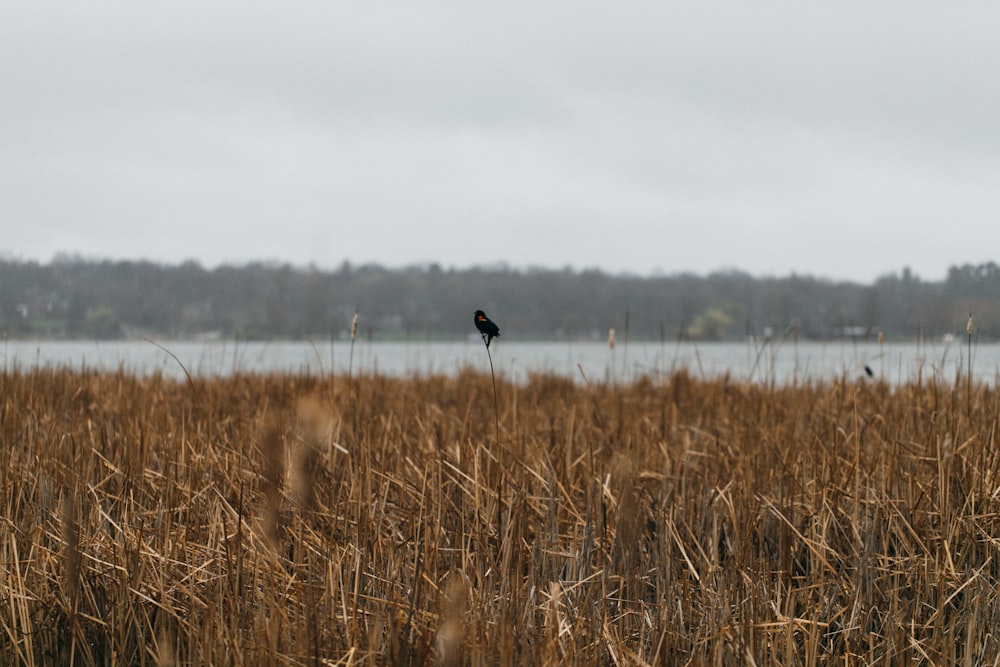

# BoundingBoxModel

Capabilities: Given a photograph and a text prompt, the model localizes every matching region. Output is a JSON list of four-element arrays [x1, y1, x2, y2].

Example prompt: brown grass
[[2, 367, 1000, 665]]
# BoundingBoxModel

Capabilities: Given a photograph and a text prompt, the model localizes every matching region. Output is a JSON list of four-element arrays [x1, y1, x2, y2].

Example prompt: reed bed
[[2, 366, 1000, 665]]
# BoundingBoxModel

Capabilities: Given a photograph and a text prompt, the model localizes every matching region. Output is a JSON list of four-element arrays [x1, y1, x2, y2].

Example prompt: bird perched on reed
[[474, 310, 500, 348]]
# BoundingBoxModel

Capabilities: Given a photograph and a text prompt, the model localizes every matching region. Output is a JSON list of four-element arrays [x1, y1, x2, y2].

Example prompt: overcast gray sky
[[2, 2, 998, 283]]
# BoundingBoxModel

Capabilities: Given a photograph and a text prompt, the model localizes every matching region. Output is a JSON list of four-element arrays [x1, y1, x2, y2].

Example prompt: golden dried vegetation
[[2, 366, 1000, 665]]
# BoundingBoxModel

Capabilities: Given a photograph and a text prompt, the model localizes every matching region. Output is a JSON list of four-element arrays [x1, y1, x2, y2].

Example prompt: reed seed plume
[[435, 569, 470, 666], [154, 627, 176, 667], [292, 395, 332, 513], [348, 307, 359, 380], [260, 418, 285, 548]]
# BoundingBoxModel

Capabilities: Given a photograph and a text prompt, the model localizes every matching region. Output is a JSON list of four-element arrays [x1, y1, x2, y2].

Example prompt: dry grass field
[[3, 365, 1000, 665]]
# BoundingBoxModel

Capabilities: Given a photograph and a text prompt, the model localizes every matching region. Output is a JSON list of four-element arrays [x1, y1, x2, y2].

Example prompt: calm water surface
[[2, 338, 998, 386]]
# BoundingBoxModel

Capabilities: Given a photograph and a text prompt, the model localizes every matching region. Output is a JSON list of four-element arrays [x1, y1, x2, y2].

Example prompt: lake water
[[1, 337, 997, 386]]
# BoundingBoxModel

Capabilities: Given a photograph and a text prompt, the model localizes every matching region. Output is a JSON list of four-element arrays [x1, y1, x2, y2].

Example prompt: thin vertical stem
[[967, 312, 973, 416], [485, 339, 499, 448], [484, 335, 502, 548]]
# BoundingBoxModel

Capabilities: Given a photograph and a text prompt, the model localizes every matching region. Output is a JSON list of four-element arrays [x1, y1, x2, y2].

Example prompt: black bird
[[474, 310, 501, 348]]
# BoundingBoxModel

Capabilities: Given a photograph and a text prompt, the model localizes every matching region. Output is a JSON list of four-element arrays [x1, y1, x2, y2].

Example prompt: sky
[[2, 2, 999, 284]]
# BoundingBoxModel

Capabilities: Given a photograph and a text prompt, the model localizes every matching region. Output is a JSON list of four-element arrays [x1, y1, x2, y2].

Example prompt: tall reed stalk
[[967, 311, 973, 411], [479, 331, 502, 544], [348, 308, 359, 435], [347, 307, 359, 383]]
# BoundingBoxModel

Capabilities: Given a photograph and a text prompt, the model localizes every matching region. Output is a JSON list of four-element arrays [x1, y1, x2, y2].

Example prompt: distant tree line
[[0, 256, 996, 341]]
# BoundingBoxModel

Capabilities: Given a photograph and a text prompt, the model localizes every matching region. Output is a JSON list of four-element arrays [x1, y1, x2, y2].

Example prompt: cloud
[[1, 1, 998, 282]]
